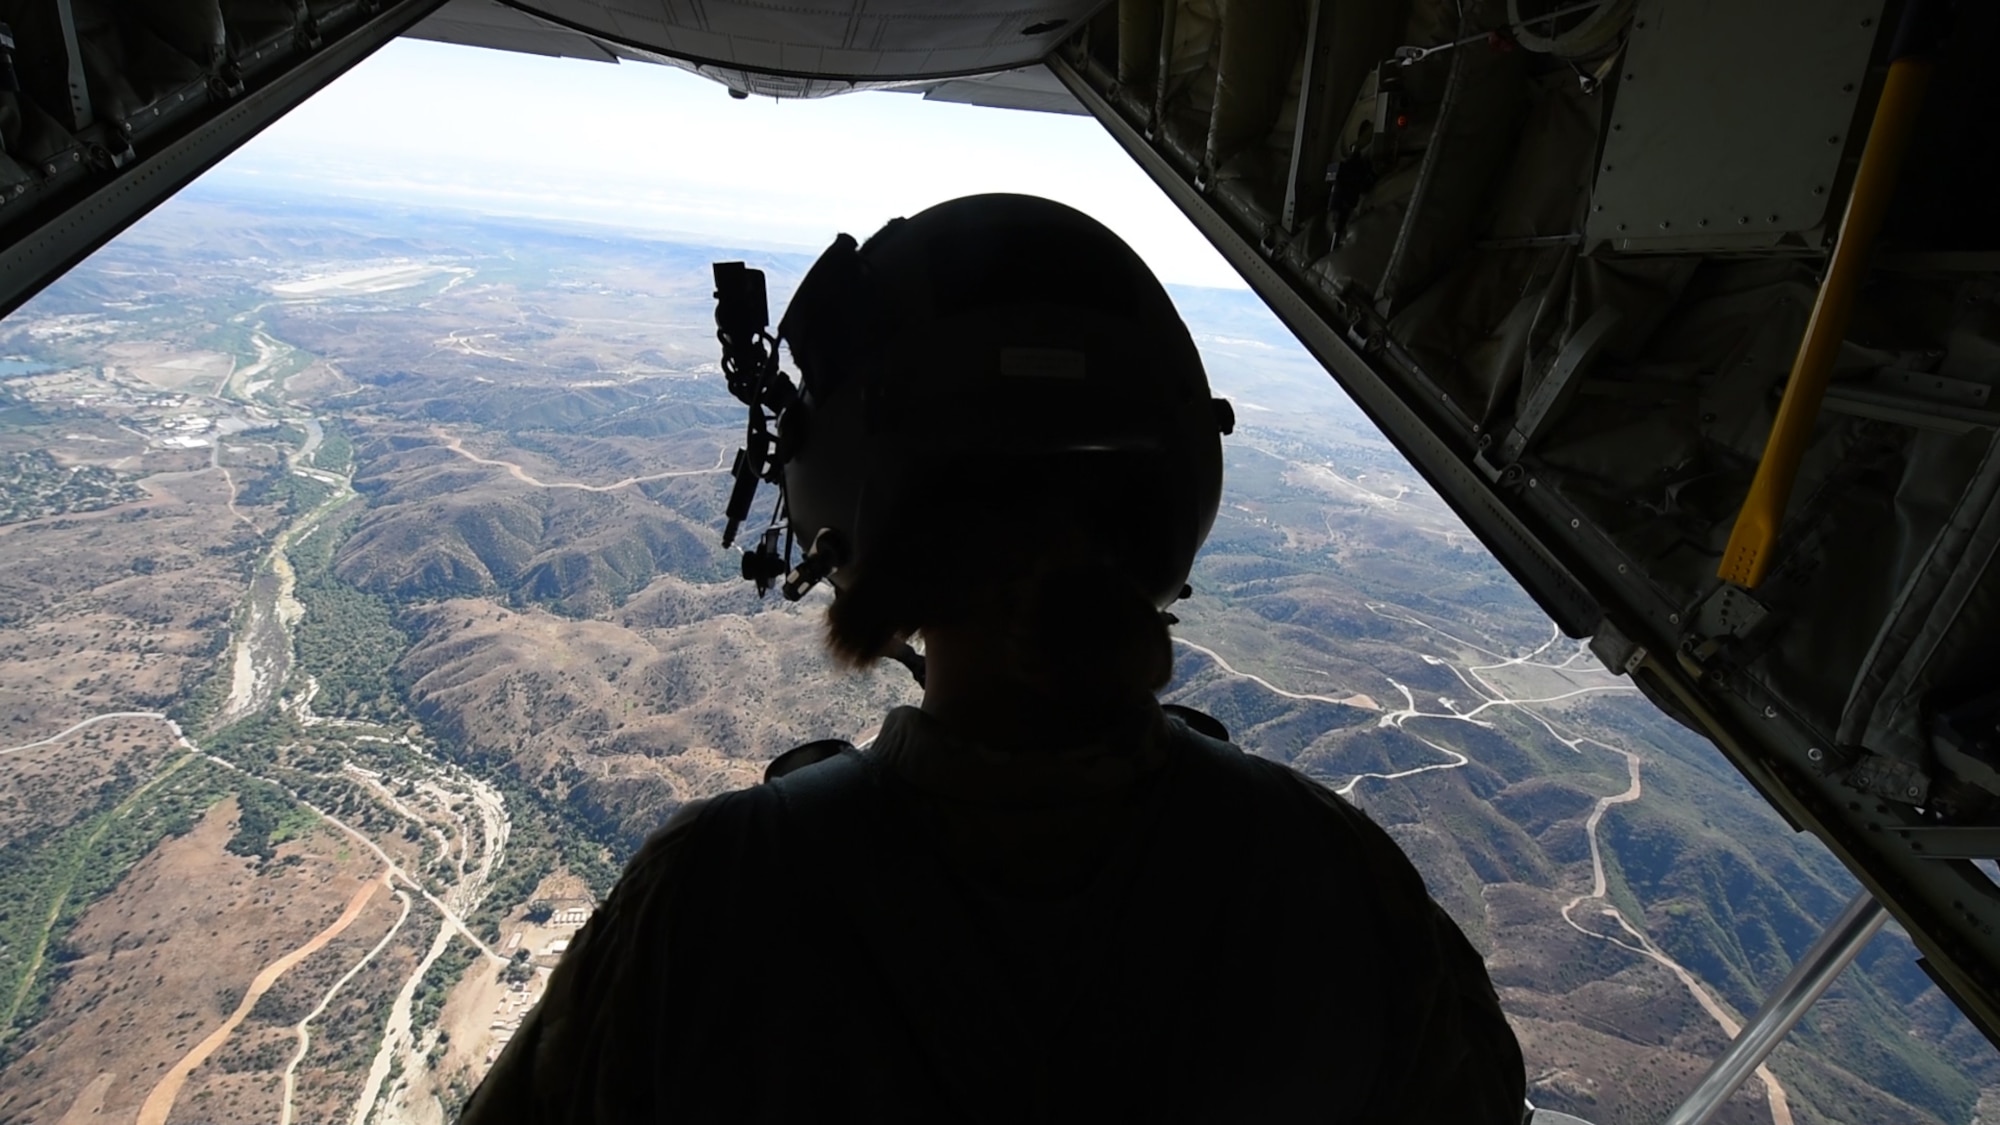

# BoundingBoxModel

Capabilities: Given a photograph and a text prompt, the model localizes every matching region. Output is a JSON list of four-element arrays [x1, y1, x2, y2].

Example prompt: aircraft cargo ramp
[[0, 1, 1996, 1118]]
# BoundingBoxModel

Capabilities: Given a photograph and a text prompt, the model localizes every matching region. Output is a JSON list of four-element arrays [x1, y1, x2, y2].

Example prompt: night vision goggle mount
[[712, 260, 839, 602]]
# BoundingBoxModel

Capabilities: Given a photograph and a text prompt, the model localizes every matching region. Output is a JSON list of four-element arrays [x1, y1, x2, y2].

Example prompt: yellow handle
[[1718, 56, 1934, 588]]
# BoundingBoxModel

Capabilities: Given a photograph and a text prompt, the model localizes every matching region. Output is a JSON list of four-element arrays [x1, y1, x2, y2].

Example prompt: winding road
[[1180, 606, 1791, 1121], [434, 428, 727, 492], [281, 881, 413, 1125], [1362, 604, 1793, 1124], [1173, 638, 1380, 711], [136, 874, 383, 1125], [0, 711, 171, 756], [198, 751, 504, 964], [1334, 731, 1469, 798], [7, 319, 518, 1120]]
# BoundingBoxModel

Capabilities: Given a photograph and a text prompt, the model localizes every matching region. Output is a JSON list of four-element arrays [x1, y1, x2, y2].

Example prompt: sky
[[207, 37, 1246, 289]]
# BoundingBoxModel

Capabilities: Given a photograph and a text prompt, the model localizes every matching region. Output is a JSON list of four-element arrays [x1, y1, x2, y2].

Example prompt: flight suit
[[461, 704, 1526, 1123]]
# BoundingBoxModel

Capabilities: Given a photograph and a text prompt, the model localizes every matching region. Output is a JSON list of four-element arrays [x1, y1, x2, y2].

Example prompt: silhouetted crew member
[[461, 195, 1526, 1123]]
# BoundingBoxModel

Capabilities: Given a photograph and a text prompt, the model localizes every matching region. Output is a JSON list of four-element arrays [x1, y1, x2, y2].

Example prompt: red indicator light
[[1396, 114, 1411, 128]]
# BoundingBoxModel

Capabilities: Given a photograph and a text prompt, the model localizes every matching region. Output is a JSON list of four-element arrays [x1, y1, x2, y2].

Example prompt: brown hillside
[[0, 440, 261, 744], [398, 586, 919, 850], [0, 802, 405, 1125], [336, 428, 729, 616]]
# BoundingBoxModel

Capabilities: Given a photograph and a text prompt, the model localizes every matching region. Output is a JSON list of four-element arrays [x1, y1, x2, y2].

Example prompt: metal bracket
[[1149, 0, 1178, 137], [1691, 582, 1770, 643], [1847, 750, 1932, 806], [1500, 306, 1622, 462], [1051, 49, 1603, 637], [1282, 0, 1338, 235], [1281, 0, 1400, 238], [1876, 366, 1993, 407], [52, 0, 91, 131], [1588, 615, 1647, 675], [1823, 374, 2000, 435]]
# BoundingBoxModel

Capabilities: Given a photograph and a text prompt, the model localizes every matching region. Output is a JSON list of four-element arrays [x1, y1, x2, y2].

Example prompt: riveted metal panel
[[1585, 0, 1884, 252]]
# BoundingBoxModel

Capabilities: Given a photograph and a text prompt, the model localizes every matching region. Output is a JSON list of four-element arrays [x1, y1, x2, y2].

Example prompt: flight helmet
[[715, 194, 1231, 619]]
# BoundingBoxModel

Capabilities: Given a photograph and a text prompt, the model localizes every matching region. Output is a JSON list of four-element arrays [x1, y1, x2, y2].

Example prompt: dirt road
[[280, 879, 411, 1125], [1371, 606, 1795, 1125], [135, 874, 381, 1125], [0, 711, 170, 756], [1173, 637, 1381, 710], [434, 428, 726, 492]]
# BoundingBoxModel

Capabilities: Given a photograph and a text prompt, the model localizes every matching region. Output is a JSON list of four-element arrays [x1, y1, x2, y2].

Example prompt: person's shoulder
[[579, 795, 724, 922], [1161, 706, 1354, 811], [1162, 707, 1434, 889], [662, 747, 880, 879], [606, 778, 799, 908]]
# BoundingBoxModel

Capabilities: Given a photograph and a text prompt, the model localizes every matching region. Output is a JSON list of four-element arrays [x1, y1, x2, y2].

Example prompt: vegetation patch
[[0, 450, 143, 523], [0, 755, 233, 1060], [466, 766, 617, 941], [413, 935, 476, 1034], [225, 777, 318, 862], [313, 421, 354, 476], [291, 509, 616, 917], [168, 643, 239, 735], [238, 465, 336, 516], [291, 518, 411, 723]]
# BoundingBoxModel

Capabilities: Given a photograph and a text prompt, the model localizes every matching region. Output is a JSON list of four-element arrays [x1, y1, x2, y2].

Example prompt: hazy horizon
[[201, 37, 1248, 289]]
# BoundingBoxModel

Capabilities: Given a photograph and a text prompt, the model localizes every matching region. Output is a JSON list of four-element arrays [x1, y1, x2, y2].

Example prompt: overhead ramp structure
[[0, 0, 452, 320], [0, 0, 1997, 1116]]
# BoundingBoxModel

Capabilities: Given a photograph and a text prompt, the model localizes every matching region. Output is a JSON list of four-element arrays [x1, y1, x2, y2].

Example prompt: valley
[[0, 183, 1993, 1125]]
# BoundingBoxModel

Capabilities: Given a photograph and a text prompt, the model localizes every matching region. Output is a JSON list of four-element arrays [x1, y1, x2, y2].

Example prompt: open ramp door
[[1048, 0, 2000, 1054]]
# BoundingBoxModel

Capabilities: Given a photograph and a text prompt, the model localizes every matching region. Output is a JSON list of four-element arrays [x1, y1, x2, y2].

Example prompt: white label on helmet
[[999, 347, 1087, 380]]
